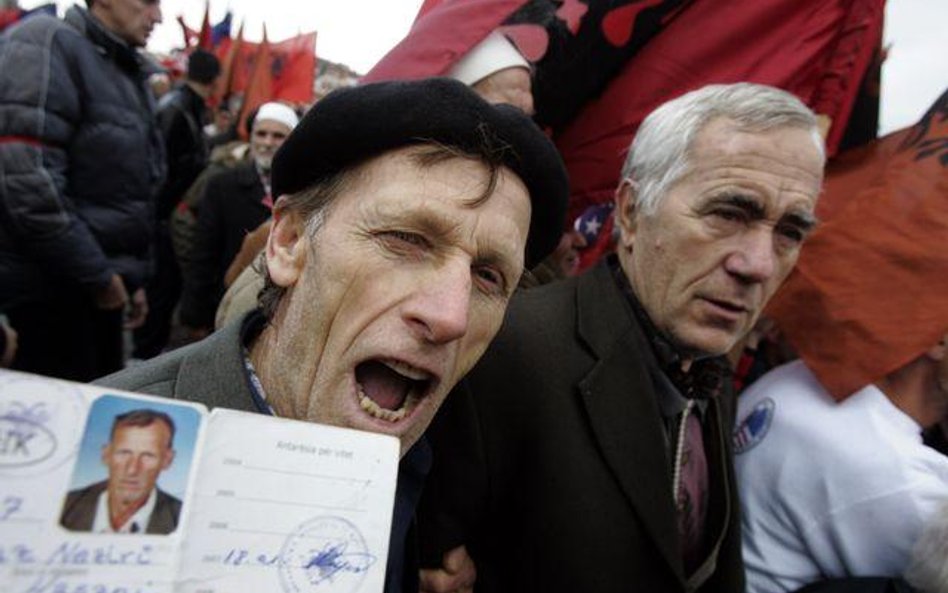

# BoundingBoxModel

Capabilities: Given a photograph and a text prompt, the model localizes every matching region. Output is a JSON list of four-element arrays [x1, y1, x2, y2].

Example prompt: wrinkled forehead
[[338, 146, 531, 244], [112, 422, 173, 448], [693, 118, 825, 167], [687, 120, 825, 189]]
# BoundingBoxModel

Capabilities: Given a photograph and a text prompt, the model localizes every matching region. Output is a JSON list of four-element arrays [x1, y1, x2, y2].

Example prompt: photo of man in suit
[[60, 409, 181, 535]]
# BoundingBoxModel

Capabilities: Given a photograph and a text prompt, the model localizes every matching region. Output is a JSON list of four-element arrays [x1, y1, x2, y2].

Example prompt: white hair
[[905, 499, 948, 593], [621, 83, 825, 215]]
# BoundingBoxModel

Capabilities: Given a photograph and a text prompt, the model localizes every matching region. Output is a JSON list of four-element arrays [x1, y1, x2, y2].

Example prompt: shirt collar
[[608, 257, 729, 402], [240, 310, 274, 415], [67, 6, 144, 76], [92, 486, 158, 534]]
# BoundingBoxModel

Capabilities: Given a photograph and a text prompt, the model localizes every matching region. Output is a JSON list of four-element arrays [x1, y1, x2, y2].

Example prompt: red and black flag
[[366, 0, 885, 239], [767, 88, 948, 400]]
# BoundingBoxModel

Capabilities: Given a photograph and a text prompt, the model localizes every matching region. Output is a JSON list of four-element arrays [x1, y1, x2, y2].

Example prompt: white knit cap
[[448, 31, 529, 86], [254, 102, 300, 131]]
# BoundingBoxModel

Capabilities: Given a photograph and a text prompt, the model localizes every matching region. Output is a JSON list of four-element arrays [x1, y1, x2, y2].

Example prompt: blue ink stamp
[[0, 374, 84, 476], [0, 403, 57, 469], [279, 516, 376, 593]]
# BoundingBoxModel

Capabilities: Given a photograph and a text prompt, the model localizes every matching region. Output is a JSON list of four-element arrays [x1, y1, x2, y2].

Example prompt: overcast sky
[[18, 0, 948, 134]]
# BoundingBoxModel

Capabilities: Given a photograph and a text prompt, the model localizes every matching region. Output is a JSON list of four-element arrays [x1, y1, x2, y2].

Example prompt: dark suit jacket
[[60, 480, 182, 534], [418, 261, 745, 592]]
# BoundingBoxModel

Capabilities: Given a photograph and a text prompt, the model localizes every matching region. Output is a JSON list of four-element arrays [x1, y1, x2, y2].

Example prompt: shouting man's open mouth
[[355, 359, 434, 422]]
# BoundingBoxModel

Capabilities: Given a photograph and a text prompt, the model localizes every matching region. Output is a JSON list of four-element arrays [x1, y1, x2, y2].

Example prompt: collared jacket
[[417, 260, 745, 592], [0, 6, 165, 307]]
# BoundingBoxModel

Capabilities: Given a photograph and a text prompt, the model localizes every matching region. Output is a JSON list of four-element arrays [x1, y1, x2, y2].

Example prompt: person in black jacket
[[178, 102, 298, 336], [0, 0, 165, 380], [133, 49, 220, 359]]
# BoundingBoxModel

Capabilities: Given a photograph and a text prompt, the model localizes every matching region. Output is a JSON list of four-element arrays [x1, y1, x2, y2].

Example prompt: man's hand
[[419, 545, 476, 593], [123, 288, 148, 329], [94, 274, 128, 311]]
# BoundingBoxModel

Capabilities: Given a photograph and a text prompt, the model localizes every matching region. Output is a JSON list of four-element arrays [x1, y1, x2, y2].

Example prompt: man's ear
[[161, 449, 175, 471], [265, 202, 308, 288], [614, 178, 640, 249]]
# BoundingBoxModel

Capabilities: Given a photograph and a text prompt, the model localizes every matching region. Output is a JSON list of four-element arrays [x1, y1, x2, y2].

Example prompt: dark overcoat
[[418, 261, 745, 592]]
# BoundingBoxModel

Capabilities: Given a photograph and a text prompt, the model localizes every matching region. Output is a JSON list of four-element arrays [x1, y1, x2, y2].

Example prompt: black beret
[[271, 78, 568, 268]]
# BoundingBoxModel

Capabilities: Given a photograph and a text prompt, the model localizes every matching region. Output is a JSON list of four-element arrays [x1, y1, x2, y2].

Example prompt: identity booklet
[[0, 369, 400, 593]]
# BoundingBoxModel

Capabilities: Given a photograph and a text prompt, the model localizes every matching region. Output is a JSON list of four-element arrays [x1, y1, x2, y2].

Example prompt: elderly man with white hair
[[417, 82, 826, 593], [179, 102, 300, 337]]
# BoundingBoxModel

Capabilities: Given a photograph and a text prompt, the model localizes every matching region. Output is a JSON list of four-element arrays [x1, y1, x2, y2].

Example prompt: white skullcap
[[254, 102, 300, 131], [448, 31, 529, 86]]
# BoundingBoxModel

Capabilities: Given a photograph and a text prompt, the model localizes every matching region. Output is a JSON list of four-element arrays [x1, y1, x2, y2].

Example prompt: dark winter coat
[[0, 6, 165, 306]]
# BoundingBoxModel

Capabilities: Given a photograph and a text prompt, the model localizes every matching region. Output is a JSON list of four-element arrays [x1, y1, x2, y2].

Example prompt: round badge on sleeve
[[733, 397, 775, 455]]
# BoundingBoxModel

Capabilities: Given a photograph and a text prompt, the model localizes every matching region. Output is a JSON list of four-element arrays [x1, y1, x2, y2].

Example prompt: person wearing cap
[[0, 0, 165, 380], [134, 48, 222, 359], [154, 49, 222, 222], [416, 83, 825, 593], [97, 78, 568, 593], [447, 30, 534, 116], [177, 102, 299, 338]]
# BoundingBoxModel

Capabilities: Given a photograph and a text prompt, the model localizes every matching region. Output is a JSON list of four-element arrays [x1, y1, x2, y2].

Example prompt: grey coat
[[0, 6, 165, 305], [96, 315, 253, 411]]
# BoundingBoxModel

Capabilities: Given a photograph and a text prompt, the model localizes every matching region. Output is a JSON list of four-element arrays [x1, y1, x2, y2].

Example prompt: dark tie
[[675, 403, 708, 574]]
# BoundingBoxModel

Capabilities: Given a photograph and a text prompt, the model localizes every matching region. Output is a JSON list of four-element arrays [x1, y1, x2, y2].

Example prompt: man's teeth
[[382, 360, 430, 381], [357, 386, 420, 422]]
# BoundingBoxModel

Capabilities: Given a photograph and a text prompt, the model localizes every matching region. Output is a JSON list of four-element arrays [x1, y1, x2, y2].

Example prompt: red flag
[[237, 30, 274, 140], [364, 0, 526, 82], [270, 32, 317, 104], [767, 88, 948, 400], [365, 0, 885, 236], [197, 1, 212, 49], [177, 14, 199, 48], [212, 21, 243, 106], [555, 0, 885, 224], [231, 38, 260, 96]]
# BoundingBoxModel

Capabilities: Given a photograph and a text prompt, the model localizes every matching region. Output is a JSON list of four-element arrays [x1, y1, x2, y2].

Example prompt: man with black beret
[[97, 77, 568, 593]]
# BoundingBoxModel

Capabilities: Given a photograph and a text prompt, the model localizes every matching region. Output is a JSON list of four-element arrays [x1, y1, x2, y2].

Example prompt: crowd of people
[[0, 1, 946, 593]]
